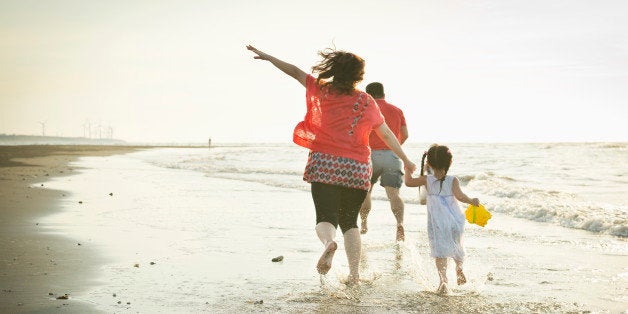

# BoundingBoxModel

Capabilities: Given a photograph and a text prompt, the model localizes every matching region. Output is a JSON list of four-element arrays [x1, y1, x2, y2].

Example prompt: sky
[[1, 0, 627, 143]]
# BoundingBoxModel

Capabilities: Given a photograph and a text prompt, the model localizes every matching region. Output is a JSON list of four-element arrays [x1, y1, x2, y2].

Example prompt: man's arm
[[246, 45, 307, 87], [374, 122, 416, 173], [399, 125, 409, 145]]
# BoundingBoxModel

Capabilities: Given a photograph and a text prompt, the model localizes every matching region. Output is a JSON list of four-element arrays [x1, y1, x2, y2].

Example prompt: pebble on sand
[[78, 201, 83, 204], [271, 255, 284, 262], [109, 192, 113, 196], [134, 263, 139, 268], [56, 294, 69, 300], [150, 261, 155, 265], [253, 300, 263, 305]]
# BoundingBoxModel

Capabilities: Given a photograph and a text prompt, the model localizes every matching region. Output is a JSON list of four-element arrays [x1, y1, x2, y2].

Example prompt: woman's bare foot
[[436, 282, 449, 295], [396, 224, 405, 242], [316, 241, 337, 275], [456, 266, 467, 285]]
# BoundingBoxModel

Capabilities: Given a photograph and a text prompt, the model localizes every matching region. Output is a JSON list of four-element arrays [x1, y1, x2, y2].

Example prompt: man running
[[359, 82, 409, 241]]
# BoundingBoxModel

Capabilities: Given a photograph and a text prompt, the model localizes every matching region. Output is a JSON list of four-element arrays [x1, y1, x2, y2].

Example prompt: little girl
[[404, 144, 479, 294]]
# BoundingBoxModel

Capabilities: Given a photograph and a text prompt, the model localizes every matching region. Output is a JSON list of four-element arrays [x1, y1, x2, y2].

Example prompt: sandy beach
[[0, 145, 141, 313], [1, 145, 626, 313]]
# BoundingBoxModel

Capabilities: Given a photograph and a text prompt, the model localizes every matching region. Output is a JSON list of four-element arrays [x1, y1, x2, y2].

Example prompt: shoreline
[[2, 145, 625, 312], [40, 148, 628, 312], [0, 145, 144, 313]]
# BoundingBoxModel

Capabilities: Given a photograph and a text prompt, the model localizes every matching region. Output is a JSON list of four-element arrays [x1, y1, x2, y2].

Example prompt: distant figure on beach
[[404, 144, 479, 294], [358, 82, 408, 241], [246, 45, 416, 285]]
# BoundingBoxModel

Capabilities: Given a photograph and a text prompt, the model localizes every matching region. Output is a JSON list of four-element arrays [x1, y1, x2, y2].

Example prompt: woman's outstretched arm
[[247, 45, 307, 87]]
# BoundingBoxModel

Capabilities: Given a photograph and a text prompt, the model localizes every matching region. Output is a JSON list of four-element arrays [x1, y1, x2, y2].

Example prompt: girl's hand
[[471, 198, 480, 206], [246, 45, 270, 61]]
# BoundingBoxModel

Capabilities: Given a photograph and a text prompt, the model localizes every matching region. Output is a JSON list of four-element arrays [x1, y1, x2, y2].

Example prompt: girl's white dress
[[425, 175, 465, 261]]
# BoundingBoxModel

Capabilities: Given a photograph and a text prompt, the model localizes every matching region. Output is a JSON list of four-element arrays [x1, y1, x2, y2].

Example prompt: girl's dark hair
[[312, 49, 365, 95], [420, 144, 453, 193]]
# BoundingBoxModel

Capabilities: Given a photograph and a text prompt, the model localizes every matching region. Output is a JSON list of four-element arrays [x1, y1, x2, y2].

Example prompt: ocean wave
[[457, 173, 517, 186], [211, 166, 627, 237], [204, 165, 302, 177], [420, 174, 628, 238], [487, 199, 628, 238], [597, 143, 626, 149], [468, 174, 572, 200], [457, 175, 475, 185], [207, 173, 311, 193], [147, 158, 304, 177], [141, 148, 628, 238]]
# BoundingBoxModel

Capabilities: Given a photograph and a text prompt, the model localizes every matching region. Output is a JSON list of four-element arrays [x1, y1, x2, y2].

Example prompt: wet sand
[[0, 145, 141, 313], [37, 149, 628, 313], [2, 146, 626, 313]]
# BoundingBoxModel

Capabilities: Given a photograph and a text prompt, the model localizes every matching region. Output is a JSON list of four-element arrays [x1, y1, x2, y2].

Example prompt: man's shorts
[[370, 150, 403, 188]]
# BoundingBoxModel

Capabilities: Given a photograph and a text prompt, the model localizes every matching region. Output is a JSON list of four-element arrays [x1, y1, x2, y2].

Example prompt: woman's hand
[[246, 44, 307, 87], [246, 45, 270, 61], [470, 198, 480, 206]]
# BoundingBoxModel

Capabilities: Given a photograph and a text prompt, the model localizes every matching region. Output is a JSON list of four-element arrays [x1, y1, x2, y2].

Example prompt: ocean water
[[148, 142, 628, 237], [40, 142, 627, 313]]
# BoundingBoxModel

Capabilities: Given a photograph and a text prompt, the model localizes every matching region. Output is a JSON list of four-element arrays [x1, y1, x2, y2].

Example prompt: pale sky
[[1, 0, 627, 143]]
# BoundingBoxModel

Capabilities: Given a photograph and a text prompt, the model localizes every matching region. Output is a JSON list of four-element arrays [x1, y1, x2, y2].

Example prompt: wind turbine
[[82, 119, 89, 138], [97, 123, 102, 139], [84, 119, 92, 138], [38, 120, 47, 136]]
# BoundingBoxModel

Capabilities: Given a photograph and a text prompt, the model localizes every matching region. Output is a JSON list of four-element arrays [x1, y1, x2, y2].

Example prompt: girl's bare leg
[[455, 259, 467, 285], [435, 258, 449, 294]]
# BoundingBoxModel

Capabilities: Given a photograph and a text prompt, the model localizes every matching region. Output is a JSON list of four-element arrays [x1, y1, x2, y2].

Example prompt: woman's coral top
[[293, 75, 384, 163]]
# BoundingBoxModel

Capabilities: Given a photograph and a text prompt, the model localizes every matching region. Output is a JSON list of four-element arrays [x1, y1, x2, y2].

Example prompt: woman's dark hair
[[312, 49, 365, 95], [420, 144, 452, 193]]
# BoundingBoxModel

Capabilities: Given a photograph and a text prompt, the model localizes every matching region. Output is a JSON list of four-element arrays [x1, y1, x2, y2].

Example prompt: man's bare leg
[[359, 188, 373, 234], [385, 186, 405, 241]]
